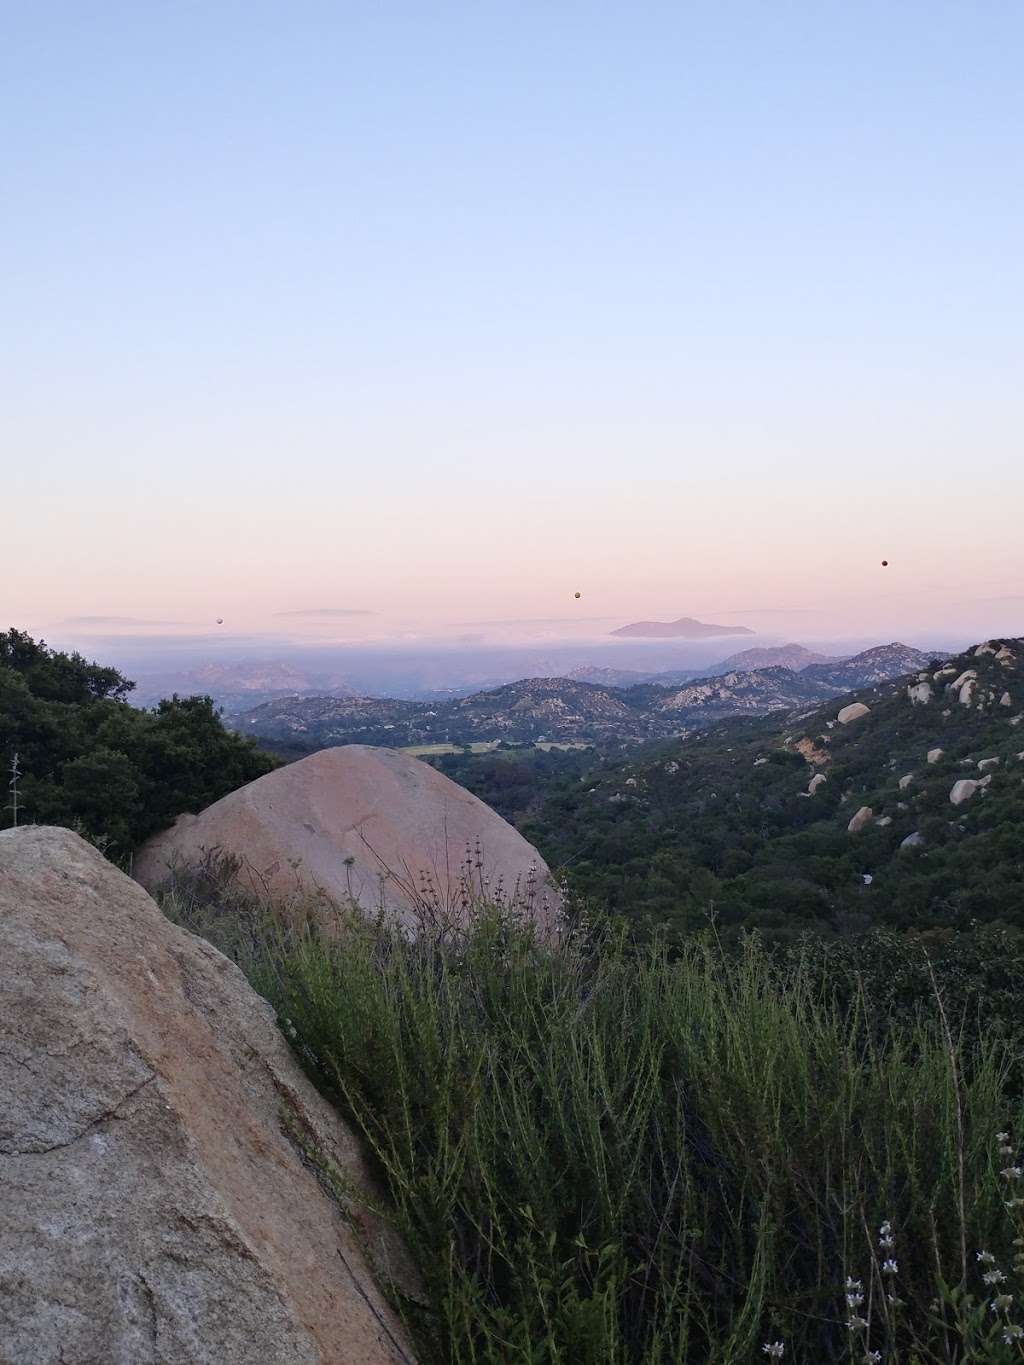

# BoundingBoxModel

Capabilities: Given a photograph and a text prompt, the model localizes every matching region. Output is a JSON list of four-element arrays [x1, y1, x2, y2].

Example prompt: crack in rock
[[7, 1073, 156, 1157]]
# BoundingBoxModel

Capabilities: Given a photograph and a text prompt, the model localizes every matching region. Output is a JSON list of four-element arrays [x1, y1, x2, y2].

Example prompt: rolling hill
[[235, 642, 943, 755]]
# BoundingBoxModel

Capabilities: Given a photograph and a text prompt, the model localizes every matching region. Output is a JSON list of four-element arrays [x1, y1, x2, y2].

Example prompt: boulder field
[[0, 826, 417, 1365], [134, 744, 559, 928]]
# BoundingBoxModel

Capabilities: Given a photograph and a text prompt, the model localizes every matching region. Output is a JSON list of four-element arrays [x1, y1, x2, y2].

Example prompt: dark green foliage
[[0, 627, 134, 703], [424, 744, 596, 824], [525, 641, 1024, 940], [0, 628, 277, 855]]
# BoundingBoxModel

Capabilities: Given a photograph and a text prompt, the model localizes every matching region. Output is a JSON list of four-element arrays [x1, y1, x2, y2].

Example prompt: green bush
[[0, 627, 276, 856], [222, 906, 1024, 1364]]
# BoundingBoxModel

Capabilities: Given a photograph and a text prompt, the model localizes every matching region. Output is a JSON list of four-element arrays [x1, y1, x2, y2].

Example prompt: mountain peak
[[611, 617, 755, 640]]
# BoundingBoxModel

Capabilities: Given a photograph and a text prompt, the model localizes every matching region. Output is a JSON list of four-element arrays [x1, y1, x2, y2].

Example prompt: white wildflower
[[1004, 1324, 1024, 1344], [983, 1269, 1008, 1286], [978, 1250, 997, 1264], [997, 1132, 1011, 1144], [847, 1315, 870, 1331], [847, 1291, 865, 1308], [1001, 1166, 1023, 1181], [882, 1258, 898, 1275], [991, 1294, 1014, 1313], [762, 1344, 784, 1359], [863, 1353, 881, 1364]]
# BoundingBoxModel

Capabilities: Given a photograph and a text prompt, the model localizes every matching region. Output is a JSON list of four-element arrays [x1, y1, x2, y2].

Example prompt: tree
[[1, 630, 277, 857]]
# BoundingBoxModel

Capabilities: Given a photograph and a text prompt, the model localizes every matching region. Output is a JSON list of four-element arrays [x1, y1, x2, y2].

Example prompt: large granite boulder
[[847, 805, 874, 833], [837, 702, 870, 725], [135, 745, 559, 928], [0, 827, 417, 1365]]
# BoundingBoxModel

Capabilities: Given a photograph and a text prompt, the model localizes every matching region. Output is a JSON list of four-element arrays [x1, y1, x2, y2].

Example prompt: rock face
[[136, 745, 558, 927], [0, 827, 417, 1365], [847, 805, 873, 833], [837, 702, 870, 725]]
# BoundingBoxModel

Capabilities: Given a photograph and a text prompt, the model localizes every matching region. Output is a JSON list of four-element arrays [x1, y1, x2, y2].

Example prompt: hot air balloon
[[574, 592, 581, 599], [881, 561, 888, 568], [216, 617, 224, 624]]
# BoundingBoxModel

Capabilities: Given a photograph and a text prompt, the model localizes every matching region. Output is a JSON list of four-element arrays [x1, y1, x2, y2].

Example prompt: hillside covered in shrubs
[[524, 639, 1024, 941]]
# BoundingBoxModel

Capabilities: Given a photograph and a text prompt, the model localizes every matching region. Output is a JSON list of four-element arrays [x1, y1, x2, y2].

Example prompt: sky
[[3, 1, 1022, 655]]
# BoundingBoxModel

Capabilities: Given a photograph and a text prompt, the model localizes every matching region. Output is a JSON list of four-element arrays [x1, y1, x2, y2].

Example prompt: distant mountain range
[[565, 642, 925, 690], [232, 642, 938, 754], [715, 643, 835, 671], [131, 661, 357, 714], [611, 616, 755, 639]]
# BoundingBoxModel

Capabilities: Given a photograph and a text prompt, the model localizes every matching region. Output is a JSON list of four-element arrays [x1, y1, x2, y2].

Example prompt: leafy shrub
[[0, 628, 276, 856], [216, 901, 1024, 1364]]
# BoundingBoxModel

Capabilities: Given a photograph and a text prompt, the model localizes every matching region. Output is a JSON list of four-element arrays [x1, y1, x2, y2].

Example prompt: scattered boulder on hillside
[[906, 681, 933, 705], [978, 757, 1001, 771], [847, 806, 873, 833], [0, 827, 417, 1365], [975, 642, 998, 656], [1001, 692, 1013, 707], [949, 669, 978, 707], [807, 773, 827, 795], [901, 831, 926, 849], [136, 745, 559, 929], [837, 702, 870, 725], [898, 773, 915, 791], [950, 778, 987, 806], [927, 748, 944, 764]]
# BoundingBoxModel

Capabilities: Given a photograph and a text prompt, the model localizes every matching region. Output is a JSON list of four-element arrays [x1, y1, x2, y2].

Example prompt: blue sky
[[4, 2, 1022, 646]]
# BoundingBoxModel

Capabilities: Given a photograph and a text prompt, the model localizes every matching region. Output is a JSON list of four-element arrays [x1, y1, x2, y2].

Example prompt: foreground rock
[[0, 827, 416, 1365], [136, 745, 559, 928]]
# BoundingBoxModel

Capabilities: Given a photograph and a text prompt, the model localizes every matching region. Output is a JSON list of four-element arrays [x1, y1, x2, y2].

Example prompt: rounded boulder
[[135, 745, 559, 928]]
